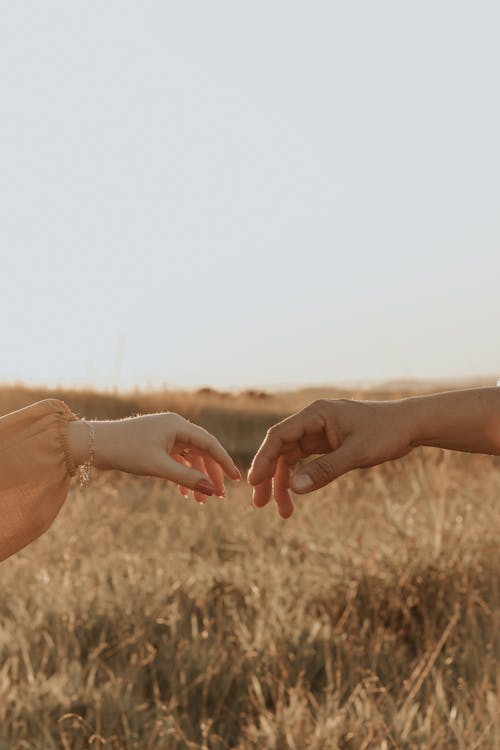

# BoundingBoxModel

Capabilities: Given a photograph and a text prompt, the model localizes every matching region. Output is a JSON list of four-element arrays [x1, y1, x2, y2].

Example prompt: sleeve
[[0, 398, 79, 562]]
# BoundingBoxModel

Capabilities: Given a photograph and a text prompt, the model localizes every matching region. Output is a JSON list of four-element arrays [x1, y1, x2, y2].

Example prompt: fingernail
[[292, 474, 314, 492], [194, 479, 215, 496]]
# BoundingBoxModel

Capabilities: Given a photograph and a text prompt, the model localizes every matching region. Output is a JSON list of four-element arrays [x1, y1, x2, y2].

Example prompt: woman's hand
[[68, 412, 241, 503]]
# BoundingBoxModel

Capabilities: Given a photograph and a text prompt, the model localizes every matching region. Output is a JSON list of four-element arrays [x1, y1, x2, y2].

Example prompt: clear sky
[[1, 1, 499, 391]]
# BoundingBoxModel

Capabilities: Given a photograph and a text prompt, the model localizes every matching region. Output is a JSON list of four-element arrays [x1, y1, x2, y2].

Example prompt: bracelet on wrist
[[79, 420, 96, 488]]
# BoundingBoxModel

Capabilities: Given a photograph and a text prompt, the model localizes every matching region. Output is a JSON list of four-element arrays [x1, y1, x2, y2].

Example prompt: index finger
[[248, 413, 308, 486]]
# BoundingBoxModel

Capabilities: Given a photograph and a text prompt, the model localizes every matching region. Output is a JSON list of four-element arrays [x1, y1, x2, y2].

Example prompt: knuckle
[[266, 424, 279, 439], [310, 398, 332, 414], [315, 398, 329, 408], [309, 399, 323, 411], [197, 425, 211, 441], [311, 456, 334, 485]]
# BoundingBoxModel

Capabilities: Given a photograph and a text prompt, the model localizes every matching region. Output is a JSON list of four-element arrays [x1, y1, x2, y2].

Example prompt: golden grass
[[0, 384, 498, 749]]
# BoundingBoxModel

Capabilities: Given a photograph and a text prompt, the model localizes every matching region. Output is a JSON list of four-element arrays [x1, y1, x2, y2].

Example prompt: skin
[[67, 412, 241, 503], [248, 387, 500, 519]]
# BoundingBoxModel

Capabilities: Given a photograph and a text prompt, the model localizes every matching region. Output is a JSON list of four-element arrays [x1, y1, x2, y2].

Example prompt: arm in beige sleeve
[[0, 398, 79, 562]]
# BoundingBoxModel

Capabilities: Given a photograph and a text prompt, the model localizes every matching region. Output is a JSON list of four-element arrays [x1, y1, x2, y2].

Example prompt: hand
[[68, 412, 241, 503], [247, 398, 415, 518]]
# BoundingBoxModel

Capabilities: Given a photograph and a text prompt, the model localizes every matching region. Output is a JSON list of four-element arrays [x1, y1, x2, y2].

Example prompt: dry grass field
[[0, 384, 498, 749]]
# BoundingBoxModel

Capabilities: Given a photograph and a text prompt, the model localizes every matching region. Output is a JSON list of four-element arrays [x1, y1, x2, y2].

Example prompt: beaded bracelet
[[79, 420, 96, 488]]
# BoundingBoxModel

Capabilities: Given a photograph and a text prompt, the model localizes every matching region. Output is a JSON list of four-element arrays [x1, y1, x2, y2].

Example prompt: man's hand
[[247, 398, 415, 518]]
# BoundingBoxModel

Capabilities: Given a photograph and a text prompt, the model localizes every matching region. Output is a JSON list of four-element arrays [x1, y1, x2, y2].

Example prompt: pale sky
[[1, 1, 499, 391]]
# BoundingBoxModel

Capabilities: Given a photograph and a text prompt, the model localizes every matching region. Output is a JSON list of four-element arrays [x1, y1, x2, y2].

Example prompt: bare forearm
[[403, 387, 500, 455]]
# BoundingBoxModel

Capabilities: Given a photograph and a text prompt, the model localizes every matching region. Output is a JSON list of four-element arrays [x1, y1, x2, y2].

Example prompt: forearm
[[403, 387, 500, 455]]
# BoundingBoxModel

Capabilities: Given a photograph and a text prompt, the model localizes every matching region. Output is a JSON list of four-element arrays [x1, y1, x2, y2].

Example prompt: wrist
[[67, 420, 91, 467], [68, 419, 111, 471], [394, 396, 425, 450], [90, 420, 117, 470]]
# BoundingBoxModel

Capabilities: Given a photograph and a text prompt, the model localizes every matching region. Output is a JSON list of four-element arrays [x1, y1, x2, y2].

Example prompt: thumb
[[290, 438, 362, 494], [158, 454, 215, 495]]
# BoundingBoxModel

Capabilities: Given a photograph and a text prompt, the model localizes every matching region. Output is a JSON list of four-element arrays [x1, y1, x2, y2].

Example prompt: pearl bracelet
[[79, 420, 96, 488]]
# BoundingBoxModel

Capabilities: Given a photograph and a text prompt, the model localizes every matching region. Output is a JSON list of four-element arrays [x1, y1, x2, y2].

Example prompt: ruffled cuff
[[52, 400, 79, 477], [0, 398, 79, 478], [0, 398, 80, 562]]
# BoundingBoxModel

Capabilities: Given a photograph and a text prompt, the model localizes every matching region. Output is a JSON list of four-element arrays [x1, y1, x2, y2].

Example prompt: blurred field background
[[0, 383, 498, 749]]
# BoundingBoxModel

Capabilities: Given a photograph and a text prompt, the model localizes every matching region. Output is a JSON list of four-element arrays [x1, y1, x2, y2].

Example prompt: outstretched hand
[[247, 398, 415, 518], [70, 412, 241, 503]]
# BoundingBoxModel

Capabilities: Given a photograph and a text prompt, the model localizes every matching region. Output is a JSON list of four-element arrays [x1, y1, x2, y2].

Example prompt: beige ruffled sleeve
[[0, 398, 79, 562]]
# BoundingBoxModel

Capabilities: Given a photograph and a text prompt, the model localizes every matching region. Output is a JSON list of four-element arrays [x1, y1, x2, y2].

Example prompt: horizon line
[[1, 373, 498, 396]]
